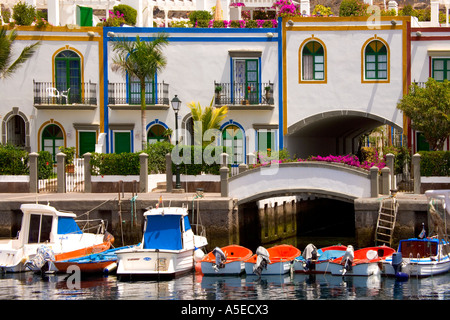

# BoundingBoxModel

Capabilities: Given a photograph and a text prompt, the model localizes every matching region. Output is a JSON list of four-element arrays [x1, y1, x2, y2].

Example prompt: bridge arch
[[228, 161, 375, 205], [285, 110, 402, 159]]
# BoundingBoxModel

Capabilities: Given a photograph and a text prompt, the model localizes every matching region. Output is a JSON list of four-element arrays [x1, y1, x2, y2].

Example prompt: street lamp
[[171, 95, 182, 190]]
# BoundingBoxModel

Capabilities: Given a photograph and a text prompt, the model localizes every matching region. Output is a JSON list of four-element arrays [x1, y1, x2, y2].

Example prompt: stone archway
[[2, 107, 30, 151], [285, 110, 402, 159]]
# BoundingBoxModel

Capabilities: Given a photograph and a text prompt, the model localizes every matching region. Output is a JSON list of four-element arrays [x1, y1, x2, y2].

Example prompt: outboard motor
[[212, 247, 227, 272], [340, 245, 354, 276], [25, 245, 55, 273], [302, 243, 318, 271], [253, 246, 271, 277], [391, 252, 409, 281]]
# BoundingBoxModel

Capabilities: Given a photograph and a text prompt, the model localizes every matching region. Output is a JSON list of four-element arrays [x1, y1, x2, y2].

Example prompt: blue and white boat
[[294, 244, 347, 274], [0, 203, 109, 273], [384, 190, 450, 278], [115, 205, 208, 278]]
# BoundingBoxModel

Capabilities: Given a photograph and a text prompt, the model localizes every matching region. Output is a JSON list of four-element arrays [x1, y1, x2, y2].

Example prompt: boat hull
[[328, 261, 384, 276], [245, 260, 293, 275], [116, 248, 195, 277], [383, 255, 450, 277], [201, 261, 245, 275], [293, 260, 336, 274]]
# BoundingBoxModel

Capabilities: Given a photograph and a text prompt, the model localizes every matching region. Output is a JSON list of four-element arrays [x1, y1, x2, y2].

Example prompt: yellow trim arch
[[37, 119, 67, 152], [361, 35, 390, 83], [298, 36, 327, 84], [52, 46, 85, 99]]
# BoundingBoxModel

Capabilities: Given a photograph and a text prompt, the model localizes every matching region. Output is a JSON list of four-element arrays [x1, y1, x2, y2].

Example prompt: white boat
[[0, 203, 110, 273], [115, 205, 208, 278], [384, 190, 450, 279]]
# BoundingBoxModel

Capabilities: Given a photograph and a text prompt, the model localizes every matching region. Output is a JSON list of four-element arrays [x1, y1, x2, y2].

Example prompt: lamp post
[[171, 95, 182, 190]]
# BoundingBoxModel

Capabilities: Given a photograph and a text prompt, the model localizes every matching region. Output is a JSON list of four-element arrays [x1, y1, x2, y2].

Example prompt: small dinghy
[[53, 245, 138, 274], [244, 244, 301, 276], [328, 245, 395, 276], [294, 244, 347, 274], [201, 245, 252, 275]]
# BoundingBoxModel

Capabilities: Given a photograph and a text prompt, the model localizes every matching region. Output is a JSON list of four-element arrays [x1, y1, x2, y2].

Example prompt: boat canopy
[[143, 215, 191, 250], [399, 238, 439, 257], [57, 216, 82, 235]]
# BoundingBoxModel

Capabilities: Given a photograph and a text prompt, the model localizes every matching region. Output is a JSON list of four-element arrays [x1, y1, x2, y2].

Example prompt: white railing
[[66, 158, 85, 192]]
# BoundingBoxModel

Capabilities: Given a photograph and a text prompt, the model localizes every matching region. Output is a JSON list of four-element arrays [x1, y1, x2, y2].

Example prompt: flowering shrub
[[197, 19, 276, 28], [250, 153, 386, 171], [34, 17, 51, 28], [230, 2, 245, 7], [99, 10, 126, 26], [272, 0, 300, 17]]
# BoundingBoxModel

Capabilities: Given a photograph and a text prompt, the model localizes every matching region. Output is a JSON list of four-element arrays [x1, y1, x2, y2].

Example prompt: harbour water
[[1, 268, 449, 300]]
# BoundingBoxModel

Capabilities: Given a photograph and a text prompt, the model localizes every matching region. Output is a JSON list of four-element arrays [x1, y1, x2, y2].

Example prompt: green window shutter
[[365, 40, 387, 80], [302, 41, 324, 81], [114, 132, 131, 154], [79, 131, 96, 156], [42, 124, 64, 162], [77, 6, 93, 27], [432, 59, 450, 82], [55, 50, 81, 103]]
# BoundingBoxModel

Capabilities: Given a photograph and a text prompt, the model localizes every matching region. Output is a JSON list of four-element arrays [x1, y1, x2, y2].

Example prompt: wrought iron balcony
[[214, 82, 274, 109], [33, 81, 97, 109], [108, 82, 170, 110]]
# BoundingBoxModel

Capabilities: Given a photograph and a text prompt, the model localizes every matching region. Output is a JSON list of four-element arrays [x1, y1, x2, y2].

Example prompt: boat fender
[[395, 272, 409, 282], [103, 262, 117, 274], [194, 248, 205, 262], [103, 231, 115, 244], [212, 247, 227, 272], [253, 246, 271, 277]]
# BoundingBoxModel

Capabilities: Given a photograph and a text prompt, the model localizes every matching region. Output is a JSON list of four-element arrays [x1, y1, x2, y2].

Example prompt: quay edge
[[0, 193, 236, 250]]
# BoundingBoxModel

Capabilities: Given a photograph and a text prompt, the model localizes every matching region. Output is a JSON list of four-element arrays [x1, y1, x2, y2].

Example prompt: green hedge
[[0, 145, 29, 175], [419, 151, 450, 176], [90, 142, 228, 176]]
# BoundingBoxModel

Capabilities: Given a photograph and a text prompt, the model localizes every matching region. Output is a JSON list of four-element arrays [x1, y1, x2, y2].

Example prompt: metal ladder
[[375, 196, 399, 247]]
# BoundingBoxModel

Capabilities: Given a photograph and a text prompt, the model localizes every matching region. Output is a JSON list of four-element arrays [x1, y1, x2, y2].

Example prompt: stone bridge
[[221, 161, 388, 205]]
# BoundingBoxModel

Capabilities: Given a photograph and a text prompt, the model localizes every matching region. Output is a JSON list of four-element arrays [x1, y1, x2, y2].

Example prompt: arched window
[[222, 125, 244, 165], [55, 50, 81, 103], [6, 115, 26, 148], [301, 40, 325, 81], [364, 40, 388, 80], [147, 124, 169, 144], [42, 124, 64, 162]]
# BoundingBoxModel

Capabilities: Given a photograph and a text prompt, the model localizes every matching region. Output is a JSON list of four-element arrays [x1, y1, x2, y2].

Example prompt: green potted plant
[[59, 146, 75, 173], [215, 85, 222, 104], [264, 85, 271, 102]]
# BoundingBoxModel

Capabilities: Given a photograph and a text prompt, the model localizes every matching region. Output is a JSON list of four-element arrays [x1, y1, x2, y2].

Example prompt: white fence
[[38, 158, 84, 193]]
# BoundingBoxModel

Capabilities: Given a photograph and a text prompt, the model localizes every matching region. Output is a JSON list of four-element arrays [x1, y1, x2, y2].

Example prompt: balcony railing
[[214, 82, 274, 106], [108, 82, 170, 107], [33, 81, 97, 106]]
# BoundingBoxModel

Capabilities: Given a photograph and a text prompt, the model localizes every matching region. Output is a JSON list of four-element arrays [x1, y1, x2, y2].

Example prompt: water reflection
[[0, 271, 449, 300]]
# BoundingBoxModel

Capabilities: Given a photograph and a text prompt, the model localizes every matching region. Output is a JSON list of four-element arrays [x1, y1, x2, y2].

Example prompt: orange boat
[[201, 245, 253, 275], [52, 241, 112, 273], [245, 244, 301, 275], [328, 245, 395, 276]]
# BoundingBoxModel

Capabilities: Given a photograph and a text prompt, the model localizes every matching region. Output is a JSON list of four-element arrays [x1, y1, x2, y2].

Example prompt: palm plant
[[0, 27, 40, 79], [111, 33, 169, 150], [188, 98, 228, 147]]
